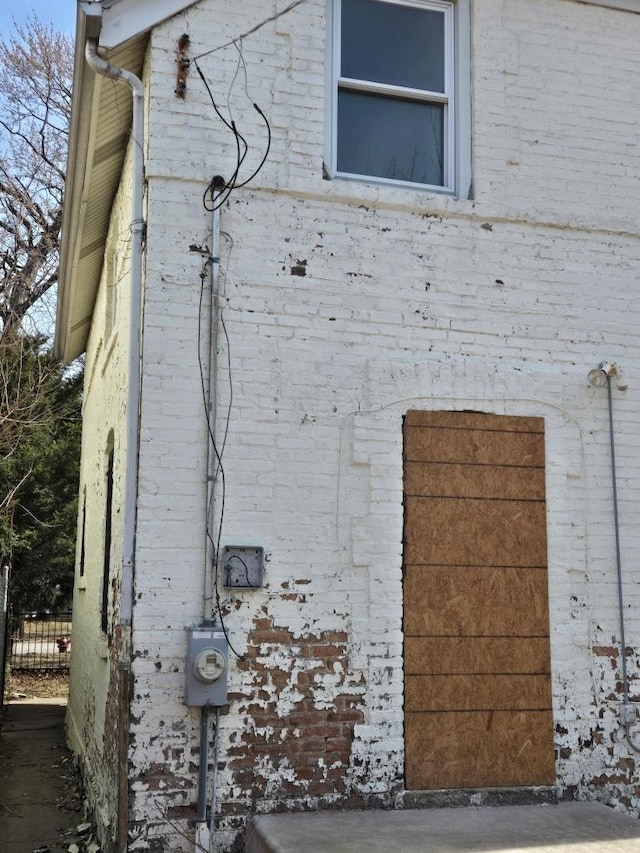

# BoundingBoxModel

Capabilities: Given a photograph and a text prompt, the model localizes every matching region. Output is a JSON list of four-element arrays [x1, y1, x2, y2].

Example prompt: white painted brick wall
[[67, 134, 136, 847], [72, 0, 640, 849]]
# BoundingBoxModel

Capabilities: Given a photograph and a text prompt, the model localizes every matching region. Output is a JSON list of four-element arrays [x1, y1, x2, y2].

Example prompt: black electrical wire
[[197, 261, 243, 661], [194, 59, 244, 140], [201, 121, 245, 212], [225, 554, 255, 587], [191, 53, 272, 658], [231, 103, 271, 190], [194, 59, 271, 203], [215, 305, 233, 475], [194, 59, 248, 211]]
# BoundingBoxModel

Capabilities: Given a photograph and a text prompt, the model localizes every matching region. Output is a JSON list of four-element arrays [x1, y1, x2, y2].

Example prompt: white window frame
[[325, 0, 471, 198]]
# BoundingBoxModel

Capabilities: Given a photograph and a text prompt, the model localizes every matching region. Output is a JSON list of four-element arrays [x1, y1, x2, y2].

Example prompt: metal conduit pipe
[[209, 706, 222, 853], [605, 378, 640, 753], [197, 705, 212, 822], [84, 40, 146, 851], [590, 362, 640, 753], [195, 198, 223, 853], [204, 201, 222, 614]]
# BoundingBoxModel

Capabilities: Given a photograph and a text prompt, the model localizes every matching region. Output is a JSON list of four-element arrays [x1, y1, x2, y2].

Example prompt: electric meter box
[[184, 625, 228, 707]]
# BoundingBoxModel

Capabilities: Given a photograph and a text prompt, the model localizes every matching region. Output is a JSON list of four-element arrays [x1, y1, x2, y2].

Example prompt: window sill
[[326, 166, 457, 198], [279, 169, 475, 219]]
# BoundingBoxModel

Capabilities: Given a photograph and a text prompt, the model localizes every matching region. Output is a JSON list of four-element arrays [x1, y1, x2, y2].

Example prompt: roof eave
[[55, 2, 103, 362], [55, 0, 200, 363], [99, 0, 202, 50]]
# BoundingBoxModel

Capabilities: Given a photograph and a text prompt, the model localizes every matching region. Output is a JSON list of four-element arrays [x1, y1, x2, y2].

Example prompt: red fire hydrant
[[56, 636, 70, 652]]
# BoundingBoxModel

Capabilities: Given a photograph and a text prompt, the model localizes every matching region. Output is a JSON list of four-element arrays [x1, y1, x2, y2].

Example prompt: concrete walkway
[[246, 801, 640, 853], [0, 699, 83, 853]]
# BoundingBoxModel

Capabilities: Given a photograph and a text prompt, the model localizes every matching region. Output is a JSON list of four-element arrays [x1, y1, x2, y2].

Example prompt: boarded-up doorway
[[403, 411, 555, 790]]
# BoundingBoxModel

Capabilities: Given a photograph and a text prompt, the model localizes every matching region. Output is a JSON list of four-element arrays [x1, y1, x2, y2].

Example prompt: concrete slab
[[0, 699, 84, 853], [245, 801, 640, 853]]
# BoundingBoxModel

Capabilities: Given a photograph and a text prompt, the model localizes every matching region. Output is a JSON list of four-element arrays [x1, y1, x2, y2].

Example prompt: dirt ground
[[1, 673, 100, 851], [5, 669, 69, 700]]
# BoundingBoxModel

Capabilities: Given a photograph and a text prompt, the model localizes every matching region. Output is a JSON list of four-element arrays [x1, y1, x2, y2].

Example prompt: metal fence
[[8, 610, 73, 671]]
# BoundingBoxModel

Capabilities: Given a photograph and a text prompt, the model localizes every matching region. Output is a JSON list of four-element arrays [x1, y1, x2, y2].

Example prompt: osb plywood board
[[405, 710, 556, 789], [404, 411, 545, 433], [404, 461, 545, 500], [404, 497, 548, 567], [404, 636, 551, 675], [403, 412, 553, 790], [404, 426, 545, 467], [405, 673, 552, 712], [403, 565, 550, 637]]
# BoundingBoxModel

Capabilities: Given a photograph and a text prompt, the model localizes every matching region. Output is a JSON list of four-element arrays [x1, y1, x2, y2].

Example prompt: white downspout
[[84, 40, 144, 635], [84, 40, 145, 853]]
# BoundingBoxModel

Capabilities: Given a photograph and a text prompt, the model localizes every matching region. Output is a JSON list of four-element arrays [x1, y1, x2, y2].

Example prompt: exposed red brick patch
[[593, 646, 619, 657], [226, 616, 365, 807]]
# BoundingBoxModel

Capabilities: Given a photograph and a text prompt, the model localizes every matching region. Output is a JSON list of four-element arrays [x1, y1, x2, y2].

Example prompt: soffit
[[56, 23, 147, 362], [55, 0, 199, 363]]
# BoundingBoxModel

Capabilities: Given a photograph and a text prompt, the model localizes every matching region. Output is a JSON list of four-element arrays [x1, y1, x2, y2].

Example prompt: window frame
[[101, 444, 114, 636], [325, 0, 471, 198]]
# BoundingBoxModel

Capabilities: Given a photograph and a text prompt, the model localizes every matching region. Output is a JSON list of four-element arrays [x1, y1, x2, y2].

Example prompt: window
[[79, 488, 87, 580], [101, 446, 114, 635], [327, 0, 470, 195]]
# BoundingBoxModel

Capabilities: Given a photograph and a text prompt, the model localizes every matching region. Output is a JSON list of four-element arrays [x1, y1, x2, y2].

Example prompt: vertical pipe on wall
[[198, 704, 212, 821], [209, 707, 221, 853], [84, 41, 146, 851], [84, 41, 145, 632], [605, 379, 640, 753], [198, 204, 221, 853], [203, 205, 221, 615], [607, 378, 629, 698], [195, 702, 212, 853]]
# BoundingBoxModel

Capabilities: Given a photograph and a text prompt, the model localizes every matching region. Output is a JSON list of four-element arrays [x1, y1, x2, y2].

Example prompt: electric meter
[[193, 648, 226, 683], [184, 625, 228, 706]]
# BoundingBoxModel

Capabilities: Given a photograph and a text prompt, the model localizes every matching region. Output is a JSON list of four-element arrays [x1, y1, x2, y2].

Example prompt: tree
[[0, 334, 55, 533], [0, 336, 81, 610], [0, 19, 79, 609], [0, 16, 73, 338]]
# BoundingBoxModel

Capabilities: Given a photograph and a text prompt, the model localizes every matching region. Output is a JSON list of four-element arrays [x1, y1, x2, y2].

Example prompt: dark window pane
[[342, 0, 445, 92], [102, 449, 114, 636], [338, 89, 444, 186]]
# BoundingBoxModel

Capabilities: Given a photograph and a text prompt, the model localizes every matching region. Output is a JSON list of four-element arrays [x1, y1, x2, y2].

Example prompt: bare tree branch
[[0, 16, 72, 340], [0, 18, 75, 564]]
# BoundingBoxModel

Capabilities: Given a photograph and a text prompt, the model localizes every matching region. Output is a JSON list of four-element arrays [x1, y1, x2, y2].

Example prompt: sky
[[1, 0, 77, 36]]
